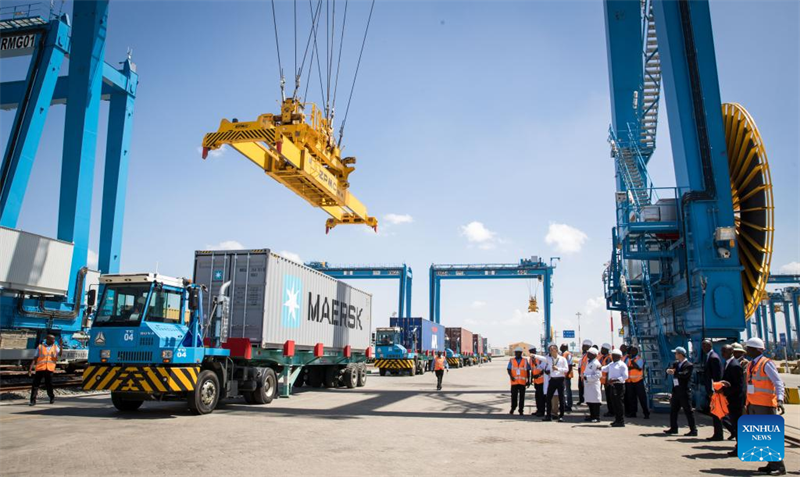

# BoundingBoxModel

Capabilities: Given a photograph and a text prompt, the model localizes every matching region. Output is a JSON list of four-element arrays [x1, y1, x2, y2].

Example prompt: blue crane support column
[[0, 18, 70, 227], [768, 299, 778, 348], [652, 0, 745, 337], [781, 296, 794, 357], [761, 304, 769, 348], [58, 0, 108, 298], [792, 289, 800, 354], [99, 58, 138, 274], [745, 317, 752, 339]]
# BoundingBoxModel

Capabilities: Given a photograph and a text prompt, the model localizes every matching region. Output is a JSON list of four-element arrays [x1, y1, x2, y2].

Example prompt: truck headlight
[[161, 350, 173, 359], [100, 350, 111, 359]]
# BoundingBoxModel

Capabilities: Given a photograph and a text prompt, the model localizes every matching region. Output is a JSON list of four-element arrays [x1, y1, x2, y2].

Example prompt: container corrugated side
[[0, 226, 73, 295], [390, 317, 444, 353]]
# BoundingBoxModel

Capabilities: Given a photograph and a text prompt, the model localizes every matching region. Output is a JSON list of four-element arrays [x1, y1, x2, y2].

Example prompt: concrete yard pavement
[[1, 360, 797, 477]]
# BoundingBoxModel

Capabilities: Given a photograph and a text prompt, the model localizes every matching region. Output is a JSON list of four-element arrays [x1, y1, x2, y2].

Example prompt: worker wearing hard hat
[[624, 345, 650, 419], [577, 339, 593, 406], [582, 347, 603, 423], [603, 348, 628, 427], [599, 343, 613, 417], [529, 347, 546, 417], [28, 334, 62, 406], [507, 347, 532, 416], [433, 351, 448, 391], [743, 337, 786, 475], [663, 346, 697, 436]]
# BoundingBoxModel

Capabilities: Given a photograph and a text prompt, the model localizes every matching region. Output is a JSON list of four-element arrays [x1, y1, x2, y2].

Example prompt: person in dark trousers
[[718, 344, 743, 457], [28, 334, 62, 406], [599, 343, 613, 417], [529, 347, 545, 417], [582, 347, 603, 422], [560, 343, 574, 412], [732, 342, 749, 426], [577, 339, 592, 406], [604, 348, 628, 427], [507, 347, 531, 415], [702, 339, 725, 441], [624, 345, 650, 419], [664, 346, 697, 436], [534, 344, 569, 422], [433, 351, 448, 390]]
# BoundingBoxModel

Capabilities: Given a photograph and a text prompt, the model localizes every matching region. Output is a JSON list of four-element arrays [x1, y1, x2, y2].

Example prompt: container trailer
[[82, 249, 371, 414], [445, 327, 474, 367], [374, 317, 444, 376]]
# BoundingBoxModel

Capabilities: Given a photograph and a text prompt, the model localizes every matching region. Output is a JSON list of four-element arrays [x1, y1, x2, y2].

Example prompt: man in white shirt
[[532, 344, 569, 422], [603, 348, 628, 427]]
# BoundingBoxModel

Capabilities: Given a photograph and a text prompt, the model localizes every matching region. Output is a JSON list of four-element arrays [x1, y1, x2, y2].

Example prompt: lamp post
[[576, 312, 582, 347]]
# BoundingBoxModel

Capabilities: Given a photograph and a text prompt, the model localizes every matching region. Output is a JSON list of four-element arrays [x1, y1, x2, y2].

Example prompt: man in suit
[[663, 346, 697, 436], [718, 344, 743, 457], [703, 339, 725, 441]]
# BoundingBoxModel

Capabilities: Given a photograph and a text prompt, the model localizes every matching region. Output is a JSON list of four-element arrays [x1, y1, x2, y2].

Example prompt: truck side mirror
[[86, 289, 96, 307], [189, 288, 200, 311]]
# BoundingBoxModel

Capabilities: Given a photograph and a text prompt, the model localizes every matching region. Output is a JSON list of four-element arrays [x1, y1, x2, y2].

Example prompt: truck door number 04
[[123, 330, 134, 341], [176, 349, 187, 358]]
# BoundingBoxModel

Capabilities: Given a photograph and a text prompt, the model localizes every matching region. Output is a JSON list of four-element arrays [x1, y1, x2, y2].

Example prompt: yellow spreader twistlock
[[201, 99, 378, 233], [722, 103, 774, 319]]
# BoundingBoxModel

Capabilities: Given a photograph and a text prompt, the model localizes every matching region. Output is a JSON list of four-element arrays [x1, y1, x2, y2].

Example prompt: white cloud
[[779, 262, 800, 274], [278, 250, 303, 263], [584, 296, 606, 316], [205, 240, 244, 251], [460, 221, 500, 249], [545, 222, 588, 253], [384, 213, 413, 225], [87, 249, 98, 269], [471, 300, 487, 309], [197, 145, 227, 158]]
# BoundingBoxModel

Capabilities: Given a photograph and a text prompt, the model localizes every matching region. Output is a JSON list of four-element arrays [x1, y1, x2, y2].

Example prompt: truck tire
[[307, 367, 323, 388], [357, 365, 367, 387], [409, 363, 416, 376], [343, 366, 358, 388], [379, 368, 387, 377], [188, 370, 220, 415], [294, 369, 305, 388], [242, 392, 256, 404], [111, 393, 143, 412], [323, 366, 338, 388], [252, 368, 277, 404], [417, 361, 426, 376]]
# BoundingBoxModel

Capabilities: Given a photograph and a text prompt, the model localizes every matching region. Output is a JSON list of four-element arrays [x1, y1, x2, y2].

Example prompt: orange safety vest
[[580, 354, 589, 375], [509, 357, 529, 385], [563, 351, 574, 378], [434, 356, 446, 371], [746, 356, 777, 408], [34, 344, 58, 372], [625, 355, 644, 383], [600, 354, 610, 384], [530, 357, 544, 385]]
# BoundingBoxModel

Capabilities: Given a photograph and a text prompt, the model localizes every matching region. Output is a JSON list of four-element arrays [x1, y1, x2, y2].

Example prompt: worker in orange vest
[[529, 347, 545, 416], [599, 343, 613, 417], [507, 347, 531, 415], [433, 351, 449, 390], [28, 334, 62, 406], [560, 343, 574, 412], [577, 339, 593, 406], [624, 345, 650, 419], [743, 337, 785, 475]]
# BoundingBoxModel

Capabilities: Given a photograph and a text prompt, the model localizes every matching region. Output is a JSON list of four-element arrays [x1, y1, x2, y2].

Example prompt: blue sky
[[1, 0, 798, 349]]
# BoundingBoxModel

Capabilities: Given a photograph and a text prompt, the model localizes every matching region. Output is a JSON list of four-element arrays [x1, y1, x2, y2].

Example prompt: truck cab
[[84, 273, 230, 414], [374, 326, 423, 376]]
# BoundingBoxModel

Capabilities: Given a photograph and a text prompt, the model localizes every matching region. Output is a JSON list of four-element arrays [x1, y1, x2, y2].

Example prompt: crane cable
[[294, 0, 323, 100], [330, 0, 349, 124], [270, 0, 286, 100], [338, 0, 376, 146]]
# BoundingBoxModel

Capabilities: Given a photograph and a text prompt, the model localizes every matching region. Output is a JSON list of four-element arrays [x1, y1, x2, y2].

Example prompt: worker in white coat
[[582, 347, 603, 422]]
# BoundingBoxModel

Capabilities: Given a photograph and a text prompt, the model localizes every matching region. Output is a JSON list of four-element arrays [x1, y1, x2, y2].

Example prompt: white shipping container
[[194, 249, 372, 352], [0, 226, 73, 295]]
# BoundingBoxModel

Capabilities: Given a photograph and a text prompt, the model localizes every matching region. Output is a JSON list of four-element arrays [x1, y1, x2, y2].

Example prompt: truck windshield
[[94, 285, 150, 327], [376, 331, 396, 346]]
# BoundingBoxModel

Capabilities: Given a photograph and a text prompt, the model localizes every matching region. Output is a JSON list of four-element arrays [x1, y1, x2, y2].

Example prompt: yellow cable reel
[[722, 103, 774, 320]]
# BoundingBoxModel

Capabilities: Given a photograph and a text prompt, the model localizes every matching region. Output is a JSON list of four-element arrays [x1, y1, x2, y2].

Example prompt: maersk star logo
[[281, 274, 302, 328]]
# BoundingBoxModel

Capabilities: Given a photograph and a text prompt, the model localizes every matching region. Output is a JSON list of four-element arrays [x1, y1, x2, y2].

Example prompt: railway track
[[0, 377, 84, 393]]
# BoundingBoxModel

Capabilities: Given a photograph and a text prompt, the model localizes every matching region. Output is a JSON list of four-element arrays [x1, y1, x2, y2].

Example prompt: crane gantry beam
[[201, 98, 377, 233]]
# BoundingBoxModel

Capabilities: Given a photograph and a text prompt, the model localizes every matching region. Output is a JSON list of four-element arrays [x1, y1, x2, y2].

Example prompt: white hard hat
[[745, 337, 765, 350], [611, 349, 623, 356], [601, 343, 611, 350], [588, 347, 599, 355], [582, 339, 593, 346], [514, 346, 524, 353]]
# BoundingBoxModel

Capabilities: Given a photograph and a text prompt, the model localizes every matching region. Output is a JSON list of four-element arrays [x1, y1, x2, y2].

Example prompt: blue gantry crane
[[0, 1, 137, 364], [602, 0, 775, 398], [747, 274, 800, 358], [429, 257, 557, 349], [306, 262, 413, 318]]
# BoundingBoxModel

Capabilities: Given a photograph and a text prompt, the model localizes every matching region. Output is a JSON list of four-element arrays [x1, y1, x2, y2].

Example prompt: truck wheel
[[294, 369, 305, 388], [417, 361, 426, 375], [242, 392, 256, 404], [323, 366, 338, 388], [188, 370, 220, 415], [357, 365, 367, 387], [111, 393, 143, 412], [343, 367, 358, 389], [253, 368, 277, 404], [379, 368, 387, 377], [409, 363, 416, 376], [307, 367, 323, 388]]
